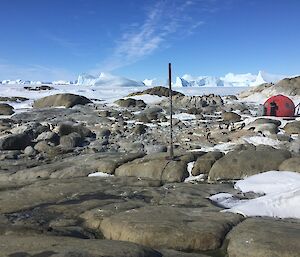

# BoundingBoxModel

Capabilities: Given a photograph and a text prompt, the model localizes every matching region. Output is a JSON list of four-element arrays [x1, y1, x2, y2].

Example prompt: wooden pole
[[169, 63, 174, 159]]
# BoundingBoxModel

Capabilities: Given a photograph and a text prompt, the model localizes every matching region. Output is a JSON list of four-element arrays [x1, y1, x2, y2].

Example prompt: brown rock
[[0, 235, 161, 257], [100, 206, 243, 251], [33, 93, 92, 108], [284, 121, 300, 134], [209, 149, 291, 181], [227, 218, 300, 257], [0, 103, 14, 115], [279, 157, 300, 172], [222, 112, 241, 122], [192, 151, 224, 175]]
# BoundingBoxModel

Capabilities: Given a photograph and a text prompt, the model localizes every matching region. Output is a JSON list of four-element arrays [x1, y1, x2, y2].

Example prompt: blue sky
[[0, 0, 299, 81]]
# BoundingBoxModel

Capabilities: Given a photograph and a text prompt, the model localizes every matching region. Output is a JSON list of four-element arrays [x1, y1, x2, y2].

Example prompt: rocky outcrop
[[239, 76, 300, 99], [246, 118, 281, 134], [128, 86, 184, 97], [36, 131, 60, 144], [283, 121, 300, 134], [248, 118, 281, 126], [0, 133, 31, 150], [60, 132, 84, 148], [33, 93, 92, 108], [115, 153, 202, 183], [275, 76, 300, 96], [0, 96, 29, 102], [0, 103, 14, 115], [164, 94, 223, 110], [222, 112, 241, 122], [58, 122, 95, 138], [192, 151, 224, 175], [227, 218, 300, 257], [279, 157, 300, 172], [0, 152, 145, 182], [100, 206, 243, 251], [24, 85, 54, 91], [133, 124, 148, 135], [136, 106, 164, 122], [209, 149, 291, 181], [115, 98, 146, 108], [239, 83, 273, 98], [0, 235, 161, 257]]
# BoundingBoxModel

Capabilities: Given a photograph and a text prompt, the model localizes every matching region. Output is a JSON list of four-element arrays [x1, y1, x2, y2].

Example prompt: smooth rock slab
[[279, 157, 300, 172], [284, 120, 300, 134], [209, 149, 291, 181], [115, 158, 188, 182], [115, 153, 202, 183], [227, 218, 300, 257], [0, 176, 161, 213], [0, 235, 161, 257], [1, 152, 145, 182], [100, 206, 243, 251]]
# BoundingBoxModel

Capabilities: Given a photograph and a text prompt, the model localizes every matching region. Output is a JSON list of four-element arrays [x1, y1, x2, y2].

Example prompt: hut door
[[270, 101, 278, 116]]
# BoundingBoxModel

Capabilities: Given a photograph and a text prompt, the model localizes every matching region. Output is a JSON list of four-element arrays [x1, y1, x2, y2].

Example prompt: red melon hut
[[263, 94, 295, 117]]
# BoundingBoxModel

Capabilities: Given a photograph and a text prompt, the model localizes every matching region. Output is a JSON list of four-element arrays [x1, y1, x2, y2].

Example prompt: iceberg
[[52, 80, 72, 85], [77, 72, 144, 87], [174, 71, 291, 88]]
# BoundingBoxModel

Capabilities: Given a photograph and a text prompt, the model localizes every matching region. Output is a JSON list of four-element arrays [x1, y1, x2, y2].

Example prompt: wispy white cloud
[[0, 61, 76, 81], [97, 0, 207, 73]]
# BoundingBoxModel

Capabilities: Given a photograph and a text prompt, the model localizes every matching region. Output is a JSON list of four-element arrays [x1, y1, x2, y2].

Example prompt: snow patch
[[191, 142, 237, 154], [128, 94, 167, 104], [243, 136, 281, 147], [184, 161, 206, 182], [169, 113, 196, 121], [88, 172, 113, 177], [209, 193, 248, 208], [210, 171, 300, 219]]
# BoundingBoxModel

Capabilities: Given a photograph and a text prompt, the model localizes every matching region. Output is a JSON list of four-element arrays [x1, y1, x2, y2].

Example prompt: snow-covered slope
[[1, 79, 43, 85], [174, 71, 290, 88], [77, 73, 144, 87], [52, 80, 72, 85], [0, 79, 71, 85]]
